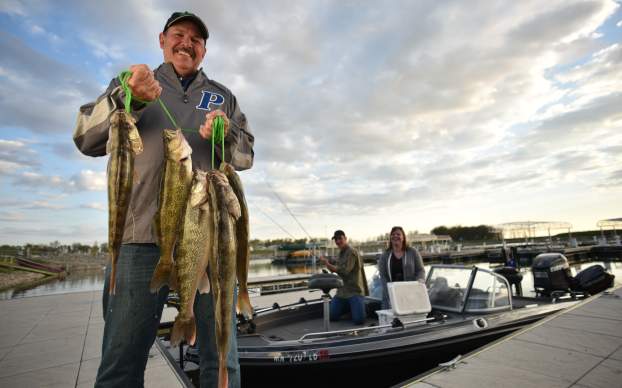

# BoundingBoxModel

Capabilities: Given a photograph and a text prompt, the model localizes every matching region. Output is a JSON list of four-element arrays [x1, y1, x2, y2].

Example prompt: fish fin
[[186, 320, 197, 346], [170, 317, 183, 347], [169, 264, 179, 291], [170, 316, 196, 347], [218, 357, 228, 388], [237, 287, 253, 319], [198, 271, 210, 294], [149, 261, 172, 293], [109, 252, 117, 295]]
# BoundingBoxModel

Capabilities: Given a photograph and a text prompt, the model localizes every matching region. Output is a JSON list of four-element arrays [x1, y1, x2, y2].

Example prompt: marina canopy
[[496, 221, 572, 239], [597, 218, 622, 230]]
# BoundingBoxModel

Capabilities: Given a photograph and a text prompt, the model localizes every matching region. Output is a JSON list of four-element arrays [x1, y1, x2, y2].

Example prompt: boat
[[158, 263, 587, 387]]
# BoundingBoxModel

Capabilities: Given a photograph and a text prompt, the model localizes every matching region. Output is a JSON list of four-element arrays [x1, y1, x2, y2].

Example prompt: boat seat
[[308, 273, 343, 294]]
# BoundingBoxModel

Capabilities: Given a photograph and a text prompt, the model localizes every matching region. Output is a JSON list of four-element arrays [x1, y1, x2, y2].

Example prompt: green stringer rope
[[117, 69, 226, 169]]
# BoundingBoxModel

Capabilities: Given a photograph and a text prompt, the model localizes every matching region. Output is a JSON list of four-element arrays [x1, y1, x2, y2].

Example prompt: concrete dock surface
[[403, 286, 622, 388], [0, 291, 184, 388]]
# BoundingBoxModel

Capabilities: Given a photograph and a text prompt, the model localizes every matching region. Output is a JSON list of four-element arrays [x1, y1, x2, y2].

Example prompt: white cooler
[[376, 281, 431, 326]]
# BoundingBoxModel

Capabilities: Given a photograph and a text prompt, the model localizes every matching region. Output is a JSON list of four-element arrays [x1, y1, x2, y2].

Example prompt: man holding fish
[[73, 11, 254, 388]]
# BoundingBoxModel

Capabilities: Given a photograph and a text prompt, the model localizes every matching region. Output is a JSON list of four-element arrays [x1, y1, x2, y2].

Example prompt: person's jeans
[[95, 244, 240, 388], [329, 295, 366, 325]]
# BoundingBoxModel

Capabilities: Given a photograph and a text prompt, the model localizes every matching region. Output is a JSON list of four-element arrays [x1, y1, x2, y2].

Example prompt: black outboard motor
[[532, 253, 574, 297], [573, 265, 615, 295]]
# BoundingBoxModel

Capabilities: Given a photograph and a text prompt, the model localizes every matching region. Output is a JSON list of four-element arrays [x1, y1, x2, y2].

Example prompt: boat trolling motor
[[308, 273, 343, 332]]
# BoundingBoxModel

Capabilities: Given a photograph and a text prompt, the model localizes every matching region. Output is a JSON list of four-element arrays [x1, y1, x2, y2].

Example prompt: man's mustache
[[174, 47, 195, 59]]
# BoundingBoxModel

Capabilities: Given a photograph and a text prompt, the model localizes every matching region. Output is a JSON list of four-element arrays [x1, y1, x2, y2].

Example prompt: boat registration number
[[272, 349, 330, 363]]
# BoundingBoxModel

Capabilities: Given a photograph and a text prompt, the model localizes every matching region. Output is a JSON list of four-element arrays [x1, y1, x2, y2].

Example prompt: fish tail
[[198, 271, 210, 294], [150, 260, 173, 293], [109, 252, 117, 295], [170, 316, 196, 347], [218, 356, 228, 388], [237, 287, 253, 319]]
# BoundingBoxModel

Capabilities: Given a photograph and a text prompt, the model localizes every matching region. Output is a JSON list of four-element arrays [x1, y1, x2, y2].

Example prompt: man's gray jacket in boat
[[378, 247, 426, 309], [73, 62, 254, 244]]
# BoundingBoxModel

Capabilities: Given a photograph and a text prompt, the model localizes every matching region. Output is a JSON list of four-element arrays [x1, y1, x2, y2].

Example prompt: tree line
[[431, 225, 500, 242]]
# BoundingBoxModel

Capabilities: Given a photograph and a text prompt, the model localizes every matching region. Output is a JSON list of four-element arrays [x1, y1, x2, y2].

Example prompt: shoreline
[[0, 255, 106, 292], [0, 271, 48, 292]]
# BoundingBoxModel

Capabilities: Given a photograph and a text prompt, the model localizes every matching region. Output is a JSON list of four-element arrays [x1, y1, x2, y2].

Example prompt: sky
[[0, 0, 621, 245]]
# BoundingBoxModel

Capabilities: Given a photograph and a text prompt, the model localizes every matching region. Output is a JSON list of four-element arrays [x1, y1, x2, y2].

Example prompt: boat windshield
[[426, 267, 469, 312], [465, 269, 511, 312], [426, 266, 511, 313]]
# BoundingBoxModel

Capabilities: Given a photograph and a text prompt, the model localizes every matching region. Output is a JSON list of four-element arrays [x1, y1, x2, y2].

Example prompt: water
[[2, 258, 620, 300]]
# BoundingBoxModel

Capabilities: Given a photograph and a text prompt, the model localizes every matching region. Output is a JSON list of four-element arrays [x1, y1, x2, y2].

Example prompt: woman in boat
[[377, 226, 426, 309]]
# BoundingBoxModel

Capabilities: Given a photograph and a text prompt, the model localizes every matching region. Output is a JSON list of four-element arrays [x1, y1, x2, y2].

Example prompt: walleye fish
[[151, 129, 193, 293], [221, 162, 252, 319], [169, 170, 210, 347], [107, 110, 143, 294], [210, 170, 240, 388]]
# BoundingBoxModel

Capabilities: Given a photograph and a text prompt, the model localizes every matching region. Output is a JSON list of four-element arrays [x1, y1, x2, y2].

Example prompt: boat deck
[[243, 295, 556, 344], [402, 286, 622, 388], [254, 315, 379, 342]]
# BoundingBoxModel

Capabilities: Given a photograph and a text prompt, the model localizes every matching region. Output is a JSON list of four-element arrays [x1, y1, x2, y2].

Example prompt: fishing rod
[[265, 181, 313, 241], [255, 206, 297, 239]]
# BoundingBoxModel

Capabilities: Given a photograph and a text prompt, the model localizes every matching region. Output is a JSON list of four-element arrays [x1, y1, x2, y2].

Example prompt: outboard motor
[[308, 273, 343, 331], [531, 253, 574, 297], [573, 265, 615, 295], [493, 266, 523, 296]]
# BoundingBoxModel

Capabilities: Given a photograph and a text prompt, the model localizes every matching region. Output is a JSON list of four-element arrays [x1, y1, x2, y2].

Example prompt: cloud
[[23, 201, 66, 210], [0, 31, 101, 134], [524, 92, 622, 151], [1, 0, 621, 242], [13, 171, 64, 188], [81, 33, 126, 61], [12, 169, 106, 192], [0, 211, 25, 222], [69, 170, 106, 192], [0, 139, 39, 174], [598, 169, 622, 187], [80, 202, 106, 211], [0, 222, 106, 244], [0, 0, 26, 16]]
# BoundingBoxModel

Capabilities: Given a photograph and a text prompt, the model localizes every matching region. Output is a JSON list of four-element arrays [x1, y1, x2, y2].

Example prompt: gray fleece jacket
[[377, 247, 426, 309], [73, 62, 254, 244]]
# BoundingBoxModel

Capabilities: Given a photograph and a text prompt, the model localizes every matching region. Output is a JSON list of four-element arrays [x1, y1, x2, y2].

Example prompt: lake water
[[1, 257, 620, 300]]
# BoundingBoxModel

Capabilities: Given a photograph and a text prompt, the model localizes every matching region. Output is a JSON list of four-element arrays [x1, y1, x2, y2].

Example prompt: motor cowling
[[532, 253, 574, 296], [573, 265, 615, 295]]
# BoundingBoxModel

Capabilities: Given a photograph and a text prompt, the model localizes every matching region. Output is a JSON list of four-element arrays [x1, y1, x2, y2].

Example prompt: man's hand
[[320, 256, 336, 273], [199, 110, 230, 140], [127, 64, 162, 102]]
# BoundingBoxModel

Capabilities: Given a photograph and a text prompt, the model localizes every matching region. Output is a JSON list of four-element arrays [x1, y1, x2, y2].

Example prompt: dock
[[0, 291, 185, 387], [0, 286, 321, 387], [401, 286, 622, 388]]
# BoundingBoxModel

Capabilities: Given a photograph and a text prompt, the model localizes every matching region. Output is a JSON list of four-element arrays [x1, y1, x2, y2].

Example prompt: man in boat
[[73, 11, 254, 388], [320, 230, 369, 325]]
